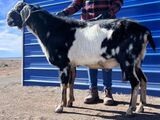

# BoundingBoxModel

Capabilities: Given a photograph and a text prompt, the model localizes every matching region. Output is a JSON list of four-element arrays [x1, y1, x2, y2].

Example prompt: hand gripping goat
[[7, 2, 156, 116]]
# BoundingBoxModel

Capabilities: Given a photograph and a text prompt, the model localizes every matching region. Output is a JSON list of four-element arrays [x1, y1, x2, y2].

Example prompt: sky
[[0, 0, 22, 58]]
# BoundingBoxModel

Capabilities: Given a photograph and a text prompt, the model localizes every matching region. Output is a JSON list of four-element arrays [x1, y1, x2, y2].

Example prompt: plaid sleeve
[[109, 0, 124, 17], [62, 0, 83, 16]]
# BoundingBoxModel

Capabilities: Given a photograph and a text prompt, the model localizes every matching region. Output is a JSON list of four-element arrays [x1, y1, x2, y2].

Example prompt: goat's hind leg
[[67, 67, 76, 107], [135, 67, 147, 113], [126, 66, 140, 116]]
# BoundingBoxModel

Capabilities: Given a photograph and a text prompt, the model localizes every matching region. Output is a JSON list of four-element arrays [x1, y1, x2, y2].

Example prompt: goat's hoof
[[132, 107, 136, 111], [63, 102, 67, 107], [125, 113, 133, 117], [67, 102, 73, 107], [136, 106, 144, 113], [55, 105, 63, 113], [126, 108, 133, 116]]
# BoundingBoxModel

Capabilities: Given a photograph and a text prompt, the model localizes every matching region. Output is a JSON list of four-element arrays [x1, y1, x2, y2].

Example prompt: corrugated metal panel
[[23, 0, 160, 96]]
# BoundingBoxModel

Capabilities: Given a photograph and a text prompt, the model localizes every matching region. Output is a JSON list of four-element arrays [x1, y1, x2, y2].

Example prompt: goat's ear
[[14, 1, 27, 12], [20, 5, 31, 24]]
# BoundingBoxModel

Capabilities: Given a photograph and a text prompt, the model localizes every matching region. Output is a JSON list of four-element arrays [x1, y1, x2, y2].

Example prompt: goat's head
[[7, 2, 40, 29]]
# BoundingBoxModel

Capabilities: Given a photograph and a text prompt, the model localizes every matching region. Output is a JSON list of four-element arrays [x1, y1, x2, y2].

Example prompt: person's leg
[[89, 69, 98, 88], [103, 69, 112, 89], [84, 69, 100, 104], [102, 69, 115, 105]]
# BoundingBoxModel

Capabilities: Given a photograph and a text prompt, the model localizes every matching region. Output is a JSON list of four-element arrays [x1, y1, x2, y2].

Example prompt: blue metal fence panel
[[23, 0, 160, 96]]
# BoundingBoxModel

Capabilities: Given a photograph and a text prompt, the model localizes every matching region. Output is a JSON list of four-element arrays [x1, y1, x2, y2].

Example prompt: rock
[[0, 64, 9, 67]]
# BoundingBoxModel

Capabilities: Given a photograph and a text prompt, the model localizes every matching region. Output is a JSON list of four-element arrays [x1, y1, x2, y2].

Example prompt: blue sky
[[0, 0, 22, 58]]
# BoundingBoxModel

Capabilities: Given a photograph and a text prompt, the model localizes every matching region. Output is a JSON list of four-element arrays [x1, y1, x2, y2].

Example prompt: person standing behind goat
[[56, 0, 123, 105]]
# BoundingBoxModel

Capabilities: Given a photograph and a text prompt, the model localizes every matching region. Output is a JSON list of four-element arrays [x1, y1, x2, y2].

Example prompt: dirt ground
[[0, 60, 160, 120]]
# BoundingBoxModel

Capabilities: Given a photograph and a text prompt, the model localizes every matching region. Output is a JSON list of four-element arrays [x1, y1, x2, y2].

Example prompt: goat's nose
[[7, 17, 15, 26]]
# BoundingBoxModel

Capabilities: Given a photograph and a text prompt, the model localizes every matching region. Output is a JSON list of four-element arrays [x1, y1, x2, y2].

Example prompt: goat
[[7, 2, 156, 116]]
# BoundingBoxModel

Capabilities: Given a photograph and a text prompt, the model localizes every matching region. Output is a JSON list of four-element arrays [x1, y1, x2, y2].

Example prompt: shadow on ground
[[63, 105, 160, 120]]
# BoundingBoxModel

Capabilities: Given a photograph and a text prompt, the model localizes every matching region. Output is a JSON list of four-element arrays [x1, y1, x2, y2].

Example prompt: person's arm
[[109, 0, 124, 17], [87, 0, 123, 21], [56, 0, 83, 16]]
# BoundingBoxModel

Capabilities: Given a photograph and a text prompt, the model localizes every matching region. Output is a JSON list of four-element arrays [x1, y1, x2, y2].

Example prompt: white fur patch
[[68, 24, 113, 66], [8, 17, 14, 22], [111, 49, 116, 56], [63, 67, 68, 76], [144, 33, 148, 43], [8, 17, 15, 26], [38, 39, 50, 61], [101, 47, 107, 53], [46, 31, 50, 38], [116, 47, 120, 54], [106, 29, 114, 40], [27, 26, 50, 62], [58, 55, 62, 59], [106, 55, 111, 59], [129, 44, 133, 50], [11, 22, 15, 26], [125, 61, 130, 66], [65, 43, 68, 47]]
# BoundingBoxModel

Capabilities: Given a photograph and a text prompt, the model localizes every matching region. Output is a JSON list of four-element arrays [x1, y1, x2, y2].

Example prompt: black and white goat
[[7, 2, 156, 116]]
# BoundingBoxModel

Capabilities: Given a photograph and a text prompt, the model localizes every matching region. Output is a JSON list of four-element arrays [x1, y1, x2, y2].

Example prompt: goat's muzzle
[[7, 10, 23, 29]]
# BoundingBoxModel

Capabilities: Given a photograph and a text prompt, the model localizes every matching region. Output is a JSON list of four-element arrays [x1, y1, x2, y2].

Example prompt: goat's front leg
[[55, 66, 70, 113], [67, 67, 76, 107]]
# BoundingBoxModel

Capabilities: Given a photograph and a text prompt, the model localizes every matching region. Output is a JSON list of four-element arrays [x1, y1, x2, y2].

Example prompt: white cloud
[[0, 19, 22, 57], [0, 47, 13, 51], [0, 0, 22, 58], [0, 0, 20, 19]]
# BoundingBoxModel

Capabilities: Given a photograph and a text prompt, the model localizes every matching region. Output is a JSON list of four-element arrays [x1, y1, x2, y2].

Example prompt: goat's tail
[[146, 30, 156, 51]]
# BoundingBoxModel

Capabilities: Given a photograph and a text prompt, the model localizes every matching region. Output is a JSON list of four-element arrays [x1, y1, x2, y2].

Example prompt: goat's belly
[[70, 57, 119, 69], [88, 58, 119, 69], [69, 56, 102, 66]]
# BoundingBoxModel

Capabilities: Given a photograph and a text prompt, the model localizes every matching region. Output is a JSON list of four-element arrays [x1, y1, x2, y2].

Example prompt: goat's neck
[[26, 11, 86, 47], [27, 25, 47, 48], [26, 12, 67, 46]]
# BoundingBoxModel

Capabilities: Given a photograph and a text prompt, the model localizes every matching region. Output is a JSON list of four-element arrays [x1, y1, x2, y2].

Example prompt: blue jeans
[[89, 69, 112, 89]]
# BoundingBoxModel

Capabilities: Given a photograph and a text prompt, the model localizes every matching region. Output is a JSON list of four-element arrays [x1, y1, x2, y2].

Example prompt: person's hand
[[100, 12, 111, 19], [55, 11, 66, 16], [87, 12, 111, 21], [87, 14, 102, 21]]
